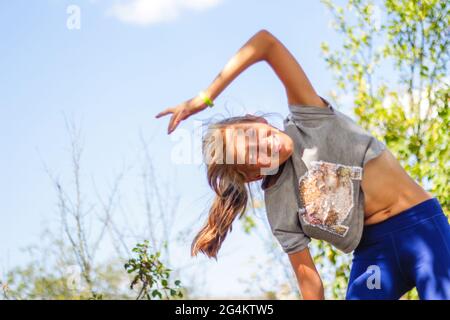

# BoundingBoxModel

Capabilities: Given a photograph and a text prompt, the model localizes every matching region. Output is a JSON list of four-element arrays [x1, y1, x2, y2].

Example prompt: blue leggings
[[346, 198, 450, 300]]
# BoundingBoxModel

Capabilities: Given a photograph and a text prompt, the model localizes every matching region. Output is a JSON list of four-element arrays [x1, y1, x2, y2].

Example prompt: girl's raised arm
[[156, 29, 325, 134], [264, 31, 326, 107]]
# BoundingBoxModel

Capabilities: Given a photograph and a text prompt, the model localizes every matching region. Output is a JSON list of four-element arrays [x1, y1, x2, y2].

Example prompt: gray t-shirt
[[263, 96, 386, 254]]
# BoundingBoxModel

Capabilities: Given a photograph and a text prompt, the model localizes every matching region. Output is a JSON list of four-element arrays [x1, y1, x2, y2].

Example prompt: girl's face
[[224, 117, 294, 182]]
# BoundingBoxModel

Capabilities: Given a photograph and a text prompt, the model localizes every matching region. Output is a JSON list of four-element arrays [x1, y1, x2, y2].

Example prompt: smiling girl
[[155, 30, 450, 300]]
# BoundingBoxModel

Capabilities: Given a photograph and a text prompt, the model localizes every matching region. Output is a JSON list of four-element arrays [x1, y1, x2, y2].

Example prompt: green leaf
[[151, 289, 159, 298]]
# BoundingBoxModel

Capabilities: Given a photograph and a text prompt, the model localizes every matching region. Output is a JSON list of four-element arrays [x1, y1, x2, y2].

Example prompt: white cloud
[[108, 0, 223, 26]]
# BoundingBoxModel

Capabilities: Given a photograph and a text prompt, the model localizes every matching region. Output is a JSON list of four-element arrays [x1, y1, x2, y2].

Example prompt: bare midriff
[[361, 149, 433, 225]]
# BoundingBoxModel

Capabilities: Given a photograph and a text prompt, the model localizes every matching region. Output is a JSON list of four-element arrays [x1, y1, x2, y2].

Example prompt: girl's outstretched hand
[[155, 96, 207, 134]]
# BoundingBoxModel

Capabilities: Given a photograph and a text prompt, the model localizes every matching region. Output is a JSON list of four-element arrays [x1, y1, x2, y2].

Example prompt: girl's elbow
[[256, 29, 276, 45]]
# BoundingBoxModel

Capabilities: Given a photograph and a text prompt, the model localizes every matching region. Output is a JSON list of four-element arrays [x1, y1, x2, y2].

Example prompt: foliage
[[124, 241, 184, 300], [0, 258, 130, 300], [1, 264, 75, 300], [318, 0, 449, 299]]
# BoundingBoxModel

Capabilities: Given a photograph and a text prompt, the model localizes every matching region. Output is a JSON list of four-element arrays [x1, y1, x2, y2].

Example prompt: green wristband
[[199, 91, 214, 108]]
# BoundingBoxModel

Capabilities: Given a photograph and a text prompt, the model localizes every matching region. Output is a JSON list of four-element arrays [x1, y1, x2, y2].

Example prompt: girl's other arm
[[288, 247, 325, 300]]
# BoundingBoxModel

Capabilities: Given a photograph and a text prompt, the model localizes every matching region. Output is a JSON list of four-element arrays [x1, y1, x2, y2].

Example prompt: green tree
[[316, 0, 449, 299]]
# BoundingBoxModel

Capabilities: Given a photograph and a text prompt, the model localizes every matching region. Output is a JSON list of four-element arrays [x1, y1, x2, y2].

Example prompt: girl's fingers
[[168, 112, 185, 134], [168, 113, 180, 134], [155, 108, 173, 118]]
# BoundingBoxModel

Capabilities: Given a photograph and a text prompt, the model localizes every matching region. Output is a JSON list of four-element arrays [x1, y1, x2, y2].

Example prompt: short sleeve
[[363, 136, 386, 165], [263, 159, 311, 254]]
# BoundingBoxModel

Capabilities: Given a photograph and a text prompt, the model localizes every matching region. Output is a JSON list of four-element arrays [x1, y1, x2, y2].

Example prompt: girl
[[155, 30, 450, 300]]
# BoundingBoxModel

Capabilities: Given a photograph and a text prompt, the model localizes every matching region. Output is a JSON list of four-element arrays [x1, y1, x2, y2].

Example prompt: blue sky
[[0, 0, 353, 297]]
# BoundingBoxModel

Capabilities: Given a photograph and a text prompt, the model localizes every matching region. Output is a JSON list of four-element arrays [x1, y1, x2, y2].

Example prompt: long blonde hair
[[190, 115, 264, 260]]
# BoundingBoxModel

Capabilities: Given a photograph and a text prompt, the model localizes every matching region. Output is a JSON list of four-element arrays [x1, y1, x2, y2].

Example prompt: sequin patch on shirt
[[298, 161, 362, 237]]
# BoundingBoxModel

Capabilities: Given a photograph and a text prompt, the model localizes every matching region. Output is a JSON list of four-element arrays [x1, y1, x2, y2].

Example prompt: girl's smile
[[223, 118, 293, 182]]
